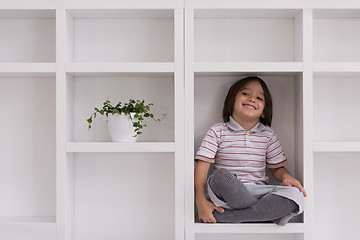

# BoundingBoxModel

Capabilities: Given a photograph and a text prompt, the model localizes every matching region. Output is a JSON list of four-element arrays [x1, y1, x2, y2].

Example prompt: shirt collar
[[226, 116, 266, 133]]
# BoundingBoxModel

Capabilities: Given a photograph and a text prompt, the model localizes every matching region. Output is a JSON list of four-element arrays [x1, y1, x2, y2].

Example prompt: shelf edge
[[0, 63, 56, 73], [66, 142, 175, 153], [313, 142, 360, 152], [313, 62, 360, 73], [194, 62, 303, 72], [0, 216, 56, 224], [66, 62, 175, 73], [192, 223, 304, 234]]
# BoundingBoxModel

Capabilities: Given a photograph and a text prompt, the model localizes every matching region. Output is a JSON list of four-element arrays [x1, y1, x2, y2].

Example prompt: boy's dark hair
[[222, 76, 273, 126]]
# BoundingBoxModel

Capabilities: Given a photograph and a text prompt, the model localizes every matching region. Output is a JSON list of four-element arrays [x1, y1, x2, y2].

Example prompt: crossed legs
[[209, 168, 298, 225]]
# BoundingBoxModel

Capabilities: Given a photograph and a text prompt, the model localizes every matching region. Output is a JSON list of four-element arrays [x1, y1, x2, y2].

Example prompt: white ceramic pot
[[107, 112, 138, 142]]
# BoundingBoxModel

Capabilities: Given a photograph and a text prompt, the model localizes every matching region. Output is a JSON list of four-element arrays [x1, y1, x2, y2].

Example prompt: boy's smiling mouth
[[243, 104, 256, 110]]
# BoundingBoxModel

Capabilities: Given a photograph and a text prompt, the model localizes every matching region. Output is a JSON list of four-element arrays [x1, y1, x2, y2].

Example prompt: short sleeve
[[266, 131, 287, 168], [195, 126, 220, 164]]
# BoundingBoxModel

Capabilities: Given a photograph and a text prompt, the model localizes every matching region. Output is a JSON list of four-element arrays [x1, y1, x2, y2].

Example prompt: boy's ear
[[261, 113, 265, 119]]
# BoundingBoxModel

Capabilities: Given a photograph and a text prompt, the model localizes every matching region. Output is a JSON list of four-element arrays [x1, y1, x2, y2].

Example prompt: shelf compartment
[[0, 10, 56, 63], [66, 9, 174, 63], [66, 62, 175, 73], [66, 72, 174, 142], [193, 9, 303, 62], [194, 62, 303, 73], [314, 152, 360, 240], [193, 223, 304, 234], [67, 152, 175, 240], [66, 142, 175, 152], [313, 142, 360, 152], [0, 75, 56, 221], [313, 9, 360, 62], [313, 74, 360, 141], [188, 72, 305, 226]]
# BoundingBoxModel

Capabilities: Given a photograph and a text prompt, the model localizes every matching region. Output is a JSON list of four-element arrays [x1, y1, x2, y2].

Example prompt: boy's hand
[[282, 175, 307, 197], [197, 199, 224, 223], [271, 167, 307, 197]]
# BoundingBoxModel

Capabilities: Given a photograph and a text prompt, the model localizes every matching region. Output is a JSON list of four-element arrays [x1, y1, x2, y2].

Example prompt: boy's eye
[[241, 92, 249, 96], [257, 97, 264, 101]]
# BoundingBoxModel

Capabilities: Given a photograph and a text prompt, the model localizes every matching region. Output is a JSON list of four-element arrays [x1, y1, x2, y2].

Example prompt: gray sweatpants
[[207, 168, 301, 225]]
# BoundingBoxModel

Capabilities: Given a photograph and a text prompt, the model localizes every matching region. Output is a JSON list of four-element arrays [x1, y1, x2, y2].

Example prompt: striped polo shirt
[[195, 116, 287, 185]]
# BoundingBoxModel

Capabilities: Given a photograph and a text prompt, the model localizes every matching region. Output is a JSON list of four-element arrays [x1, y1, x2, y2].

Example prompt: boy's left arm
[[270, 167, 307, 197]]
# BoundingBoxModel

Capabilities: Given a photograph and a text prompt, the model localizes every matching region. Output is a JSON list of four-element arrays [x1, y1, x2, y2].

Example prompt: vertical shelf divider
[[56, 9, 67, 240], [302, 8, 314, 240], [174, 8, 185, 240], [184, 8, 195, 240]]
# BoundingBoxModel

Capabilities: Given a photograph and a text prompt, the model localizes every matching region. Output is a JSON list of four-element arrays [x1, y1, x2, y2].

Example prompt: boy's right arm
[[194, 160, 224, 223]]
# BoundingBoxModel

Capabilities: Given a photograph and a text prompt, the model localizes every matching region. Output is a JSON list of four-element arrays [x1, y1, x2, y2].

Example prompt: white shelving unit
[[1, 3, 184, 240], [0, 8, 56, 240], [183, 4, 359, 240], [56, 7, 184, 240], [312, 9, 360, 240], [185, 7, 309, 240], [1, 1, 360, 240]]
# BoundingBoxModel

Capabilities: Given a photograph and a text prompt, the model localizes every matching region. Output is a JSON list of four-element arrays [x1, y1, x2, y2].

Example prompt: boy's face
[[232, 81, 265, 124]]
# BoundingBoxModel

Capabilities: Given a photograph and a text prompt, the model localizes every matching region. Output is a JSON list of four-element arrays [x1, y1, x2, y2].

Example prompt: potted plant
[[87, 98, 165, 142]]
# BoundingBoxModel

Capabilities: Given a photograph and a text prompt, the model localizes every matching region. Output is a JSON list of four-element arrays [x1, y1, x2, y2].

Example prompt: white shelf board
[[66, 63, 175, 74], [64, 2, 182, 10], [67, 9, 174, 19], [0, 63, 56, 75], [0, 9, 55, 19], [187, 0, 360, 9], [0, 216, 56, 224], [313, 9, 360, 18], [186, 0, 305, 9], [192, 223, 304, 234], [66, 142, 175, 153], [194, 9, 302, 18], [313, 142, 360, 152], [313, 62, 360, 73], [194, 62, 303, 73]]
